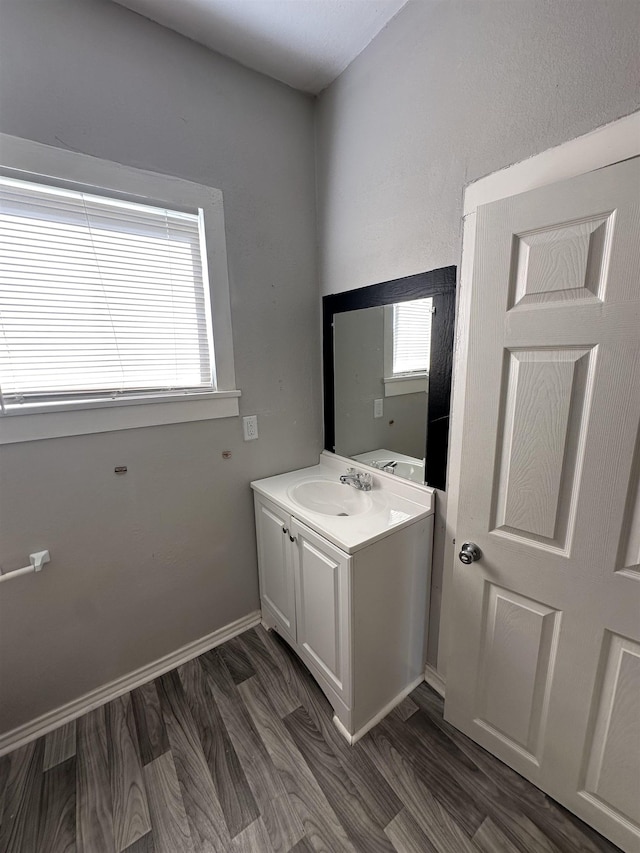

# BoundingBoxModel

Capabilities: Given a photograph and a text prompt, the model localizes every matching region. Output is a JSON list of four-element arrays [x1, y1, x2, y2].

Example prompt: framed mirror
[[323, 266, 456, 491]]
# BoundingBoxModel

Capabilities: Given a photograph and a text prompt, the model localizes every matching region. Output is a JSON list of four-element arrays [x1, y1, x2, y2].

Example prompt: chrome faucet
[[371, 459, 397, 474], [339, 467, 373, 491]]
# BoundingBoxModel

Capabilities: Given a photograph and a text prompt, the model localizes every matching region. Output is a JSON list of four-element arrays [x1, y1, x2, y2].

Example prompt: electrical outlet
[[243, 415, 259, 441], [374, 398, 384, 418]]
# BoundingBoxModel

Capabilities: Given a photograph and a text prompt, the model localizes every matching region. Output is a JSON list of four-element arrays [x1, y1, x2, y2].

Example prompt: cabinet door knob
[[289, 534, 297, 543], [282, 527, 288, 535]]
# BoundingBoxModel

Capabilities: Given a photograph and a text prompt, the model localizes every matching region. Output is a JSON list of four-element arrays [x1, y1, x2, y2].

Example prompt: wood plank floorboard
[[37, 756, 76, 853], [403, 707, 540, 849], [44, 720, 77, 772], [177, 656, 259, 838], [217, 636, 257, 685], [384, 807, 439, 853], [75, 705, 115, 853], [284, 706, 396, 853], [0, 756, 9, 828], [473, 817, 522, 853], [497, 815, 562, 853], [201, 649, 305, 852], [130, 681, 170, 767], [287, 836, 317, 853], [371, 713, 485, 836], [265, 630, 403, 828], [407, 707, 585, 853], [239, 675, 357, 853], [361, 722, 479, 853], [231, 817, 273, 853], [123, 831, 155, 853], [0, 626, 620, 853], [390, 696, 419, 723], [238, 628, 301, 717], [411, 684, 621, 853], [143, 752, 194, 853], [0, 739, 44, 853], [156, 670, 231, 853], [106, 693, 151, 851]]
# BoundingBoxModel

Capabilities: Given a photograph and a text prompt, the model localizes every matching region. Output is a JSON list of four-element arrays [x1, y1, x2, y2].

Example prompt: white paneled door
[[446, 157, 640, 853]]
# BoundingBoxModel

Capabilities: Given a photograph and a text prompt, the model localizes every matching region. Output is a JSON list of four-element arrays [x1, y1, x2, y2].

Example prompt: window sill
[[0, 391, 241, 444], [383, 374, 428, 397]]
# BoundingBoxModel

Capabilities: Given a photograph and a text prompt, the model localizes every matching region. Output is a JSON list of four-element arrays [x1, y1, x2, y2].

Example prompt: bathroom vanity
[[251, 451, 434, 743]]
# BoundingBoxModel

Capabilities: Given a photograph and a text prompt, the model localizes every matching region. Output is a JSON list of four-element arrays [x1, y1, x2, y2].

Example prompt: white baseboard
[[0, 610, 261, 757], [424, 663, 446, 698], [333, 673, 425, 745]]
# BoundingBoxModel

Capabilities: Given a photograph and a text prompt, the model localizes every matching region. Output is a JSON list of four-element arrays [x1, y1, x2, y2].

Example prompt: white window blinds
[[392, 297, 433, 375], [0, 175, 215, 412]]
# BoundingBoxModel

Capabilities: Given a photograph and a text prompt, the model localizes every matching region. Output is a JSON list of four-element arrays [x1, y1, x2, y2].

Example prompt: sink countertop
[[251, 452, 435, 555]]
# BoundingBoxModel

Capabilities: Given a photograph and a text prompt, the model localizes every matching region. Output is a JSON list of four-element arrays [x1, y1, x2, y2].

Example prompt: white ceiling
[[113, 0, 409, 94]]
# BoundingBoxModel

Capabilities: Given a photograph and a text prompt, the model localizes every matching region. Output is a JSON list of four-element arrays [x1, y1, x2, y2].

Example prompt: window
[[0, 176, 216, 410], [0, 133, 239, 444], [383, 297, 432, 396]]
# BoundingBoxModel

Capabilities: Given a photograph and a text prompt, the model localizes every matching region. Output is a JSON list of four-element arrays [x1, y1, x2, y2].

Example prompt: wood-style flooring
[[0, 625, 620, 852]]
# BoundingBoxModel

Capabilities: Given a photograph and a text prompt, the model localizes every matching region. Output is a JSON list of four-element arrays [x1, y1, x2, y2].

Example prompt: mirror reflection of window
[[383, 297, 432, 399], [392, 297, 432, 375]]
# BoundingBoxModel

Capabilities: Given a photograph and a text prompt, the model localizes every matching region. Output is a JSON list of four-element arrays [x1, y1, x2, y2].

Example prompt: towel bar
[[0, 550, 50, 584]]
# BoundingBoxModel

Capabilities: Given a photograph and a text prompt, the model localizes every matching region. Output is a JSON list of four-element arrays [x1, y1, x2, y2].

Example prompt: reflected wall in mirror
[[323, 267, 456, 490]]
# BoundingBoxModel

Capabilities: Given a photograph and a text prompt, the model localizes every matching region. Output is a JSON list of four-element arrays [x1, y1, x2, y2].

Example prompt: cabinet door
[[255, 496, 296, 640], [291, 518, 351, 701]]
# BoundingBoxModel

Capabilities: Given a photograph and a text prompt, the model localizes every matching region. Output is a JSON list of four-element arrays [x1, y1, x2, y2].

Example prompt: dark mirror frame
[[323, 266, 456, 491]]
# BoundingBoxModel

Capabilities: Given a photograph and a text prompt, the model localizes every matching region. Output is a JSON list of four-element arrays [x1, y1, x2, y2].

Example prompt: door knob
[[459, 542, 482, 564]]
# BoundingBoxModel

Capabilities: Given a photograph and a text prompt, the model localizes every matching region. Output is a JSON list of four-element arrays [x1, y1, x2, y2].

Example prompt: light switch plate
[[374, 398, 384, 418], [243, 415, 259, 441]]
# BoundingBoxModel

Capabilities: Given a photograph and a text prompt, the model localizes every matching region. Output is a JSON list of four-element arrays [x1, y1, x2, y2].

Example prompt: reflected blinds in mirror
[[393, 297, 432, 374]]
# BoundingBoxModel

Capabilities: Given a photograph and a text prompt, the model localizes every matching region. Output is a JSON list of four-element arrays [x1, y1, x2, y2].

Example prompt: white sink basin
[[288, 479, 373, 517], [392, 460, 424, 483], [252, 455, 435, 554]]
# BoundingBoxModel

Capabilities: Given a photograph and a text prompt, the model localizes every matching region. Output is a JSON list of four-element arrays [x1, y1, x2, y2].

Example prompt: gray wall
[[316, 0, 640, 667], [0, 0, 320, 734], [333, 307, 427, 459]]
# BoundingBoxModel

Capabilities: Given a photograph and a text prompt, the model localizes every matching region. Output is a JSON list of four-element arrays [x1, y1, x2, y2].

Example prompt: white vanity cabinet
[[252, 455, 434, 743]]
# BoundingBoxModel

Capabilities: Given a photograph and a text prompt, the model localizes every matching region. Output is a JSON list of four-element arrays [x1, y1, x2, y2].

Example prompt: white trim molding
[[0, 391, 242, 444], [424, 664, 446, 699], [332, 674, 424, 745], [0, 610, 261, 757], [383, 374, 428, 397], [438, 110, 640, 679], [463, 111, 640, 215]]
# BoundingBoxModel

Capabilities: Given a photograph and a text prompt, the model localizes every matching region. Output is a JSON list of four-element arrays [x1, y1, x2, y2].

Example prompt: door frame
[[439, 110, 640, 680]]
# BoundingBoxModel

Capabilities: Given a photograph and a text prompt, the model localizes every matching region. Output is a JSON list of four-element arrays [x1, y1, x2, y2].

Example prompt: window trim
[[382, 374, 429, 397], [0, 133, 240, 444]]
